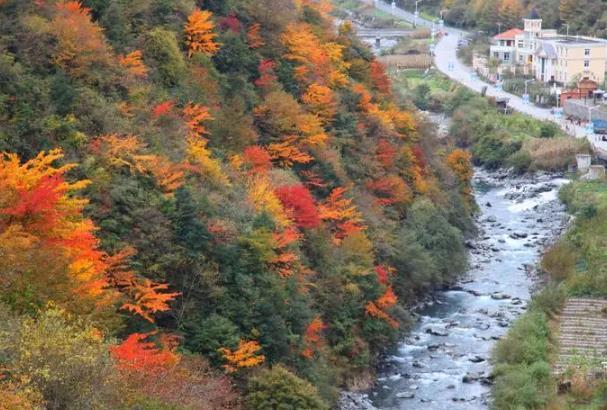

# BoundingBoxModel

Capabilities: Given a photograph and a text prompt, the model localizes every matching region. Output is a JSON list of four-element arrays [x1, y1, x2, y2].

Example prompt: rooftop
[[494, 28, 524, 40], [556, 36, 602, 45]]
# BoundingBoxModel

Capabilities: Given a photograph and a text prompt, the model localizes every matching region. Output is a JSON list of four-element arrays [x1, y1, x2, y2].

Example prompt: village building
[[489, 9, 607, 85]]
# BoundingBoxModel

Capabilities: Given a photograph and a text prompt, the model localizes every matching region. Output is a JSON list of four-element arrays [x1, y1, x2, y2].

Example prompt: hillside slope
[[0, 0, 473, 407]]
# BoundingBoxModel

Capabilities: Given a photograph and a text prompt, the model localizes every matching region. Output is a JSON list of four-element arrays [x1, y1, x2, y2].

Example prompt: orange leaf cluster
[[270, 227, 301, 278], [242, 145, 272, 174], [183, 103, 213, 137], [255, 60, 277, 89], [218, 339, 265, 373], [318, 187, 365, 243], [302, 84, 337, 123], [106, 247, 180, 322], [152, 100, 175, 118], [281, 23, 350, 87], [376, 139, 397, 168], [366, 176, 411, 207], [370, 60, 391, 96], [365, 283, 399, 328], [118, 50, 148, 78], [51, 1, 112, 77], [301, 316, 327, 359], [111, 332, 179, 374], [267, 139, 313, 168], [0, 149, 115, 306], [247, 23, 264, 49], [184, 9, 220, 57], [446, 149, 473, 184]]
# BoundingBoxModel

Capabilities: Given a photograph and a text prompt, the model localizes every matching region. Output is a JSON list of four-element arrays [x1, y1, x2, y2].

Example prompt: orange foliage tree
[[242, 145, 272, 174], [370, 60, 391, 96], [446, 148, 473, 202], [183, 103, 214, 138], [365, 287, 399, 328], [50, 1, 112, 77], [218, 339, 265, 373], [318, 187, 365, 243], [270, 228, 300, 279], [152, 100, 175, 119], [366, 176, 412, 207], [111, 332, 178, 373], [301, 316, 327, 359], [247, 23, 264, 49], [118, 50, 148, 78], [184, 9, 220, 57], [301, 83, 337, 123], [0, 149, 116, 312], [281, 23, 350, 87]]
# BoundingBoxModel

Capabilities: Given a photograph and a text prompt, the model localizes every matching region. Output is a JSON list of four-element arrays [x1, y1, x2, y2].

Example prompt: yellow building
[[541, 38, 607, 85]]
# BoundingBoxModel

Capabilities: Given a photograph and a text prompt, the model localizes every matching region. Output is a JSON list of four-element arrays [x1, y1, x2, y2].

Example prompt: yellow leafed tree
[[218, 339, 265, 373]]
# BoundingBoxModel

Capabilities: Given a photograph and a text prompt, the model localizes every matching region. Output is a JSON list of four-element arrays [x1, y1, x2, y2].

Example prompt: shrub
[[541, 240, 577, 281], [492, 362, 553, 410], [494, 311, 552, 365], [246, 365, 329, 410], [0, 306, 122, 409]]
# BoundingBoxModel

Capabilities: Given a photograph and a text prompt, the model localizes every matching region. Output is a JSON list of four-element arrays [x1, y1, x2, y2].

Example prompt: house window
[[504, 52, 510, 61], [518, 40, 523, 48], [519, 55, 523, 62], [494, 52, 499, 58], [585, 48, 591, 56], [584, 60, 590, 68]]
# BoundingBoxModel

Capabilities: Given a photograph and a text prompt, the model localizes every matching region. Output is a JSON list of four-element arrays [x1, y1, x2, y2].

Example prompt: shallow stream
[[340, 169, 570, 409]]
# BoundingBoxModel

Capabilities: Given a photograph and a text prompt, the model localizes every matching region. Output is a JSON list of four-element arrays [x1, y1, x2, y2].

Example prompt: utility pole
[[565, 24, 570, 37], [498, 22, 502, 35], [414, 0, 423, 28]]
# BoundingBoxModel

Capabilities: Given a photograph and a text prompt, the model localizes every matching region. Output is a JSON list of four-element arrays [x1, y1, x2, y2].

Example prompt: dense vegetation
[[0, 0, 476, 407], [395, 0, 607, 37], [492, 180, 607, 409], [393, 69, 586, 172]]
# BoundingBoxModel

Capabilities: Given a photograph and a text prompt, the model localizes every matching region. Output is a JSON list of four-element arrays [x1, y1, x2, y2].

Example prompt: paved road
[[373, 0, 607, 159]]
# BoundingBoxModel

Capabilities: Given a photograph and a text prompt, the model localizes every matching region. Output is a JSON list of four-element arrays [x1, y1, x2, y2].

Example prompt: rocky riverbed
[[338, 169, 570, 410]]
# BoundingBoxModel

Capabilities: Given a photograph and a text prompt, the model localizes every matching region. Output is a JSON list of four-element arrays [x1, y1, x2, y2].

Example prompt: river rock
[[468, 355, 485, 363], [462, 372, 484, 383], [396, 392, 415, 399], [337, 392, 377, 410], [491, 292, 511, 300], [425, 327, 449, 337]]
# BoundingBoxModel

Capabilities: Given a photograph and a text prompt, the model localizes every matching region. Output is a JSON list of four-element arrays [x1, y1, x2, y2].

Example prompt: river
[[340, 169, 570, 410]]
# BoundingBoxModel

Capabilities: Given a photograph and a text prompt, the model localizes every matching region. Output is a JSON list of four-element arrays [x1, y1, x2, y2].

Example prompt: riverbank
[[493, 177, 607, 408]]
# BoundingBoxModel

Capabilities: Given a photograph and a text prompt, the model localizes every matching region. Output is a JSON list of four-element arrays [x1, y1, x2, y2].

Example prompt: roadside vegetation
[[392, 69, 587, 172], [492, 180, 607, 409]]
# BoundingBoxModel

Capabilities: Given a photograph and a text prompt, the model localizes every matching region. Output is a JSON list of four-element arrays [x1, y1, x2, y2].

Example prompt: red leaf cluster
[[275, 184, 320, 229], [242, 146, 272, 173]]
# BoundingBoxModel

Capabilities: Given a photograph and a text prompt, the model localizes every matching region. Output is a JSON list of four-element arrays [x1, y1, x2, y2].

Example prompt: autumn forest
[[0, 1, 474, 408]]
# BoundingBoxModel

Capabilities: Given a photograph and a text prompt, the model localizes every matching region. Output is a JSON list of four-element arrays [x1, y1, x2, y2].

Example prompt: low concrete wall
[[564, 100, 607, 122]]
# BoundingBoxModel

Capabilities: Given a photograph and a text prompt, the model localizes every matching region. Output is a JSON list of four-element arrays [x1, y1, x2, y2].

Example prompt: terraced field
[[554, 298, 607, 376]]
